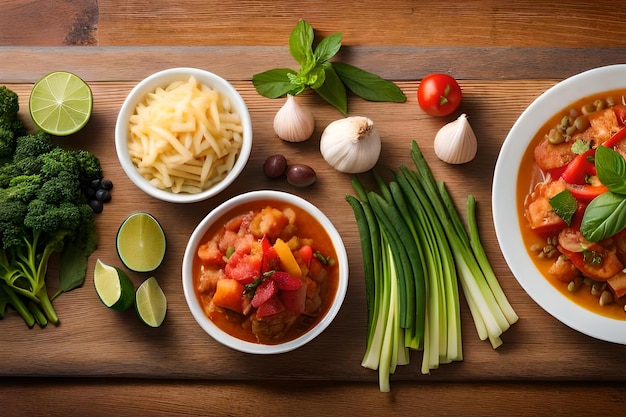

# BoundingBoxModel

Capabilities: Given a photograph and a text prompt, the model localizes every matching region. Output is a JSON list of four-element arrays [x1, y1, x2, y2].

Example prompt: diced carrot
[[212, 279, 245, 314], [273, 238, 302, 277]]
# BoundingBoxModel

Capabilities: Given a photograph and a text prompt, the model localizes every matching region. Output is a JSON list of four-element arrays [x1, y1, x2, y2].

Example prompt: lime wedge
[[29, 71, 93, 136], [116, 212, 166, 272], [135, 277, 167, 327], [93, 259, 135, 311]]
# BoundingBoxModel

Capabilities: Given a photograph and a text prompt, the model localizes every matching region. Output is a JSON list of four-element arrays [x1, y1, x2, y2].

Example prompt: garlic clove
[[320, 116, 381, 174], [433, 113, 477, 164], [273, 94, 315, 142]]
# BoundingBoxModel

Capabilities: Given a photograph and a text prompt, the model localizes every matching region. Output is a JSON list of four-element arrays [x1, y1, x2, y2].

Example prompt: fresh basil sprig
[[252, 20, 406, 114], [580, 146, 626, 241]]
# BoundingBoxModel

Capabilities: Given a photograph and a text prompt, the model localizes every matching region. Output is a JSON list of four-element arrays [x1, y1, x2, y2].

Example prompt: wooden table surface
[[4, 1, 626, 416]]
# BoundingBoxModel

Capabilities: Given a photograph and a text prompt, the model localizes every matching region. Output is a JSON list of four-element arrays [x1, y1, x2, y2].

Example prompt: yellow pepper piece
[[273, 238, 302, 277]]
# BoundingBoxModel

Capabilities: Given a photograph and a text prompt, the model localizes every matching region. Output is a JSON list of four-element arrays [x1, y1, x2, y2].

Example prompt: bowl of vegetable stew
[[493, 64, 626, 344], [182, 190, 349, 354], [115, 67, 252, 203]]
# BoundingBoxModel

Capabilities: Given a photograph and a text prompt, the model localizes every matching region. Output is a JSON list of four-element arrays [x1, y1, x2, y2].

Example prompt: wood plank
[[1, 46, 626, 83], [0, 0, 97, 46], [96, 0, 626, 48], [2, 47, 626, 383], [3, 378, 625, 416]]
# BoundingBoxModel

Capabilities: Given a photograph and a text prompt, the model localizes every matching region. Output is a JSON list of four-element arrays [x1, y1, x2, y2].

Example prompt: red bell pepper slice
[[602, 124, 626, 148], [260, 235, 280, 273], [561, 148, 596, 185], [565, 182, 608, 203]]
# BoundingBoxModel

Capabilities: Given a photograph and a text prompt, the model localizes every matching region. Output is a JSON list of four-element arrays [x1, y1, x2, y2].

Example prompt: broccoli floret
[[0, 133, 102, 326], [13, 131, 54, 162], [0, 86, 20, 125], [75, 149, 103, 182], [0, 126, 16, 159]]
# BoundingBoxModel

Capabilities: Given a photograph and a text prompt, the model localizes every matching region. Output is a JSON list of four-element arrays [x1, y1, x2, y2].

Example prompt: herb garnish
[[549, 189, 577, 226], [580, 145, 626, 241], [252, 20, 406, 114]]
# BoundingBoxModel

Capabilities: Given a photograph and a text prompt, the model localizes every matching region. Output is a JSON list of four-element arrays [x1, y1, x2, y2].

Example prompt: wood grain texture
[[96, 0, 626, 48], [2, 378, 625, 417], [2, 48, 626, 385]]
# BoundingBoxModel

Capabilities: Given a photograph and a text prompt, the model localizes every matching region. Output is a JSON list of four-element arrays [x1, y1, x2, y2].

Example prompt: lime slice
[[135, 277, 167, 327], [29, 71, 93, 136], [93, 259, 135, 311], [116, 212, 166, 272]]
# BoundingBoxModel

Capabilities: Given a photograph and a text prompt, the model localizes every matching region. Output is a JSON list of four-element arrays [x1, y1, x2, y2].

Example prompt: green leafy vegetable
[[549, 189, 577, 226], [252, 19, 406, 114], [581, 146, 626, 241]]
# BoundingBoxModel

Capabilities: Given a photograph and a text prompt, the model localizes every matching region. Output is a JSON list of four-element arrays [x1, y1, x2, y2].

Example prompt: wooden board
[[2, 46, 626, 382]]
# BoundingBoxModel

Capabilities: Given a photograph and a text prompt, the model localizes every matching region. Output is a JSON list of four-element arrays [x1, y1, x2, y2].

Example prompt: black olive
[[90, 178, 101, 189], [263, 154, 288, 179], [95, 188, 111, 203], [286, 164, 316, 187], [89, 199, 103, 214], [100, 178, 113, 190]]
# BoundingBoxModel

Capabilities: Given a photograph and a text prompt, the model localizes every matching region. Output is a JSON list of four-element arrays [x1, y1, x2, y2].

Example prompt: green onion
[[346, 140, 518, 392]]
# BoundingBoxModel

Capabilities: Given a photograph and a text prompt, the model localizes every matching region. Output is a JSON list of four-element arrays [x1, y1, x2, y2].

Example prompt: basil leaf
[[314, 32, 342, 63], [252, 68, 298, 98], [580, 191, 626, 241], [313, 63, 347, 114], [596, 145, 626, 195], [332, 62, 406, 103], [289, 20, 315, 67], [549, 189, 577, 226]]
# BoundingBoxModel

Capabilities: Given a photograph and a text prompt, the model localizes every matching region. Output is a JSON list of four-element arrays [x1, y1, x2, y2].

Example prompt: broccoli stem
[[0, 281, 36, 328]]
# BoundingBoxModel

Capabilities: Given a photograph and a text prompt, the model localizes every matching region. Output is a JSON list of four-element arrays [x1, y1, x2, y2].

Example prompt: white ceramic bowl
[[115, 67, 252, 203], [182, 190, 349, 354], [493, 64, 626, 344]]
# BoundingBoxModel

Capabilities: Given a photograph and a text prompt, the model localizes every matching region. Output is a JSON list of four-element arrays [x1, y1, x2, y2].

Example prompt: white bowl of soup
[[182, 190, 349, 354], [493, 64, 626, 344], [115, 67, 252, 203]]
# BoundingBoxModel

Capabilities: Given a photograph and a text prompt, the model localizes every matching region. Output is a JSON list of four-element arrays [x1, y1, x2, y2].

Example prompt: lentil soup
[[518, 89, 626, 320]]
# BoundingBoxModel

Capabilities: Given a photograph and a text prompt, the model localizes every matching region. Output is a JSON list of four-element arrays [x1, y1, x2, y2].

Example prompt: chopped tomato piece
[[269, 271, 303, 290], [279, 284, 307, 314], [212, 279, 245, 313], [297, 245, 313, 269], [557, 228, 624, 281], [225, 250, 262, 284], [256, 294, 286, 318], [251, 278, 278, 308]]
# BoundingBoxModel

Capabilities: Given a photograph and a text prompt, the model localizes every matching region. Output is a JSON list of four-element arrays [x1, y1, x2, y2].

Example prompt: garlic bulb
[[433, 113, 477, 164], [320, 116, 381, 173], [273, 94, 315, 142]]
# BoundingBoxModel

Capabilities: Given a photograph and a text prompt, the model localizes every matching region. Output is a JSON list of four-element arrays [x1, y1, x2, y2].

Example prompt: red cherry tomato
[[417, 73, 462, 116]]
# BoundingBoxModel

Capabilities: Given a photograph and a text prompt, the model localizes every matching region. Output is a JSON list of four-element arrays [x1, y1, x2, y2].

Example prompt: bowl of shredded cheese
[[115, 67, 252, 203]]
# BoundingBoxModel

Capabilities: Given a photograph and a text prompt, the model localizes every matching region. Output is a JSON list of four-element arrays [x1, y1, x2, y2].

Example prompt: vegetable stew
[[192, 200, 340, 344]]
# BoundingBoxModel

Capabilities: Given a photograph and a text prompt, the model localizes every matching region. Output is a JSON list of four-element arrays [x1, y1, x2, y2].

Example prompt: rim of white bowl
[[182, 190, 350, 354], [493, 64, 626, 344], [115, 67, 252, 203]]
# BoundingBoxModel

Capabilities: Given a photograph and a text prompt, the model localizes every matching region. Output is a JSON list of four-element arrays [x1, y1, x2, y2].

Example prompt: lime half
[[136, 277, 167, 327], [116, 212, 166, 272], [93, 259, 135, 311], [29, 71, 93, 136]]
